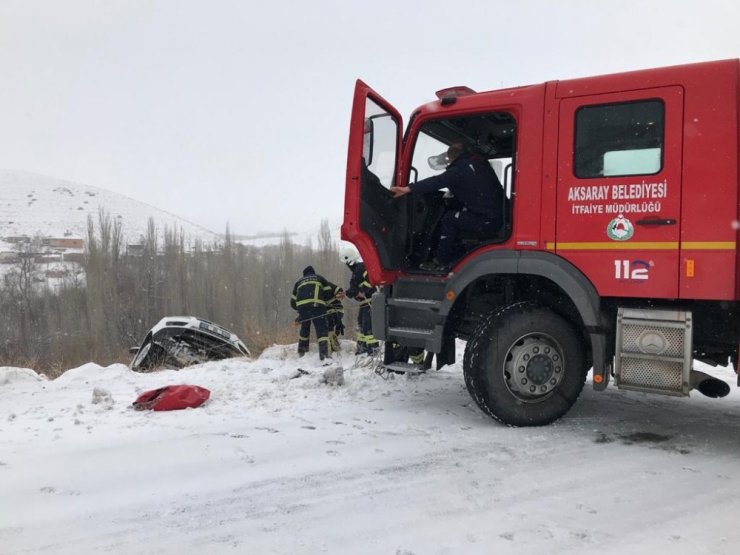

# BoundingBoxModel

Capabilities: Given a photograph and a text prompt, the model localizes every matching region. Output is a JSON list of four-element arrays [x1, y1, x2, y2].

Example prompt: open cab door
[[341, 80, 405, 284]]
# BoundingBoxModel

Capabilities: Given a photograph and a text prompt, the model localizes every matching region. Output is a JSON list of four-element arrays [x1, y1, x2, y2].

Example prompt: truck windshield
[[412, 131, 449, 181], [410, 112, 515, 199]]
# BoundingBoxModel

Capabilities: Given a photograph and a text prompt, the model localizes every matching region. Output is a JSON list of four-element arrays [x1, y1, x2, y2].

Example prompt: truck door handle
[[635, 217, 677, 226]]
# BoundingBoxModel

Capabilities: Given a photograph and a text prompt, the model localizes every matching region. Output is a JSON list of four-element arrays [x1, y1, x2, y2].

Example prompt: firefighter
[[325, 280, 345, 353], [345, 258, 379, 355], [290, 265, 335, 361], [390, 143, 504, 271]]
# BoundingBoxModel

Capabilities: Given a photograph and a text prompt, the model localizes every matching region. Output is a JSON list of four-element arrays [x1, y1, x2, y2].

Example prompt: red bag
[[132, 385, 211, 411]]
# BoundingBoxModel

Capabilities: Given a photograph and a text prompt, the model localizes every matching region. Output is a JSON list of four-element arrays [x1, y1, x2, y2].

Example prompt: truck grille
[[618, 357, 685, 392]]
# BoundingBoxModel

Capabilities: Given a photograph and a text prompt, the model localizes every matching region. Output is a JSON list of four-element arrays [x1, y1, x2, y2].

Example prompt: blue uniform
[[291, 266, 337, 360], [346, 262, 379, 355], [410, 153, 503, 264]]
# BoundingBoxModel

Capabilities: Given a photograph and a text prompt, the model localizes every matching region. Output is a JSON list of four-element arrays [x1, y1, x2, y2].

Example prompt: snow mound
[[0, 367, 47, 385], [53, 362, 137, 387], [259, 343, 300, 361], [91, 387, 114, 410], [321, 366, 345, 386]]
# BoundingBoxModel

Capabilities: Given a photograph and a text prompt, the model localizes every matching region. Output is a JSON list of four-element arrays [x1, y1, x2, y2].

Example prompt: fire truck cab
[[341, 59, 740, 426]]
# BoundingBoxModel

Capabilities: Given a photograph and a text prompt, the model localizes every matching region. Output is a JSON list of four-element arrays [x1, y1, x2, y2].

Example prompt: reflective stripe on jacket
[[291, 273, 334, 310], [347, 263, 378, 307]]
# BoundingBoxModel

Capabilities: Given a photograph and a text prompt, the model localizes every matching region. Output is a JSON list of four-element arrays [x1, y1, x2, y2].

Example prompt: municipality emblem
[[607, 215, 634, 241]]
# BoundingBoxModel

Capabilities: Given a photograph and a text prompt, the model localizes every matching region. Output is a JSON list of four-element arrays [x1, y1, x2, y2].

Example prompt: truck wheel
[[463, 302, 587, 426]]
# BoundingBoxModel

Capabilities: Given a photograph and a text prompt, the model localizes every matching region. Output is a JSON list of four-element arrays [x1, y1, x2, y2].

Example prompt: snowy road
[[2, 344, 739, 554]]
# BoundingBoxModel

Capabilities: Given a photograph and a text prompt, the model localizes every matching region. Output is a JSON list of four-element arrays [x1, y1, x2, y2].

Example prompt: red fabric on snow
[[132, 385, 210, 411]]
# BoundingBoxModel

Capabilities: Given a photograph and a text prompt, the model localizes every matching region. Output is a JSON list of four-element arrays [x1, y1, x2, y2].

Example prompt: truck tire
[[463, 302, 587, 426]]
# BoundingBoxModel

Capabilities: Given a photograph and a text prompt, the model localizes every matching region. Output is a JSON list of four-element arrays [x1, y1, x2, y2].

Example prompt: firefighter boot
[[319, 338, 331, 361], [409, 351, 425, 365]]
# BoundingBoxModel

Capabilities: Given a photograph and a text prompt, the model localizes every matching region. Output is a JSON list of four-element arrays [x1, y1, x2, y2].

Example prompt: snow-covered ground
[[2, 342, 739, 555]]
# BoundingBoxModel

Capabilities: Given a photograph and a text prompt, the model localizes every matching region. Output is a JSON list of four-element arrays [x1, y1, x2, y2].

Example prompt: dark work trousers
[[297, 305, 329, 359], [325, 310, 342, 352], [356, 304, 379, 354], [437, 209, 499, 264], [327, 310, 343, 335]]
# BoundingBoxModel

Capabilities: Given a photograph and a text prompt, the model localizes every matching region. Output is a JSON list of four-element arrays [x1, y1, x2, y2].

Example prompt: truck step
[[387, 326, 434, 338], [389, 297, 440, 305], [388, 297, 441, 310]]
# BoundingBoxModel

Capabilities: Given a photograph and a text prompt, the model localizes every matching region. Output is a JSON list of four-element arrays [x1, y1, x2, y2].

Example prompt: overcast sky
[[0, 0, 738, 236]]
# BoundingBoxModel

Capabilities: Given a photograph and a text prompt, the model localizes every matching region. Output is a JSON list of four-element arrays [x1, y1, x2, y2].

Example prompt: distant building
[[34, 254, 62, 264], [45, 268, 69, 279], [43, 238, 84, 249], [63, 252, 85, 264], [4, 236, 31, 244]]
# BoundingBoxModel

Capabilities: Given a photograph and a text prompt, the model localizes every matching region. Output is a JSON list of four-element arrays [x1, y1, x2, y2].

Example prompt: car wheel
[[131, 340, 167, 372]]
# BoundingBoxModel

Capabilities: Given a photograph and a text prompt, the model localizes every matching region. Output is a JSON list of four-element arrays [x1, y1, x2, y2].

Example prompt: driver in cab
[[390, 143, 503, 272]]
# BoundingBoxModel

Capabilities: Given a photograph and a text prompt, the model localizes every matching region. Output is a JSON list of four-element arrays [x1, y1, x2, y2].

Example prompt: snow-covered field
[[0, 169, 220, 248], [2, 342, 739, 555]]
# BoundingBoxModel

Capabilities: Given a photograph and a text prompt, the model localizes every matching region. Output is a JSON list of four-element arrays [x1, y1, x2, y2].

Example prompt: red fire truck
[[341, 59, 740, 426]]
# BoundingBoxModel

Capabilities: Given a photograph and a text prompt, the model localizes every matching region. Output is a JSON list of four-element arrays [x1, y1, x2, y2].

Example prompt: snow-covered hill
[[0, 169, 220, 248], [1, 343, 739, 554]]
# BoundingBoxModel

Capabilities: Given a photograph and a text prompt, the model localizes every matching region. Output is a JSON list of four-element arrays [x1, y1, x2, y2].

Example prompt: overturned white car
[[130, 316, 250, 371]]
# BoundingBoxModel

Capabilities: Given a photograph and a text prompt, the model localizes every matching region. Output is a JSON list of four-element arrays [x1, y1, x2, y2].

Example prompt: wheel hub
[[526, 354, 553, 385], [504, 333, 565, 402]]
